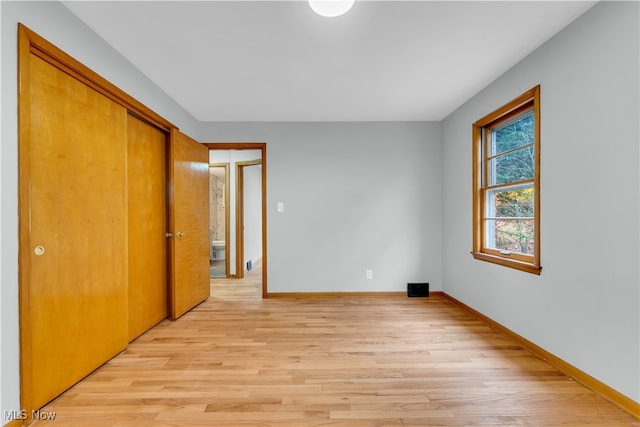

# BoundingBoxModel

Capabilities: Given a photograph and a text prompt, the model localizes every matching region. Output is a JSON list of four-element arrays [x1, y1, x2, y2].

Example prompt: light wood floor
[[209, 262, 263, 300], [36, 270, 638, 426]]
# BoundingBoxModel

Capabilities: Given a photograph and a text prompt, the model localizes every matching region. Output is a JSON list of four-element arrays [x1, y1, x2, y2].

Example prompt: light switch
[[277, 202, 285, 213]]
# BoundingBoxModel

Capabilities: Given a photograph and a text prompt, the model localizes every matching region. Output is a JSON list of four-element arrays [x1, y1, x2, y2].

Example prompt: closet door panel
[[27, 54, 128, 409], [127, 114, 168, 341], [169, 130, 210, 319]]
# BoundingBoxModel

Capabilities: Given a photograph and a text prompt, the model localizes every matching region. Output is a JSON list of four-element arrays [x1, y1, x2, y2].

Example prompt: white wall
[[0, 2, 3, 418], [1, 1, 200, 418], [201, 122, 443, 294], [209, 150, 262, 275], [441, 1, 639, 402], [243, 164, 263, 270]]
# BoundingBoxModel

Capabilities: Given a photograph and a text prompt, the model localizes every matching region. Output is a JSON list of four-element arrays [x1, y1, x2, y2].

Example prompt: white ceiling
[[62, 1, 596, 122]]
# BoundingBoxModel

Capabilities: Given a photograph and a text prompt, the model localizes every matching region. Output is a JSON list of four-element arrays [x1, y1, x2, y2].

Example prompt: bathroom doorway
[[209, 163, 230, 278]]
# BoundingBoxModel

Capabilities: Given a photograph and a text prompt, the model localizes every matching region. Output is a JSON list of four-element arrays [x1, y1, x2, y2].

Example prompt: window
[[472, 86, 541, 274]]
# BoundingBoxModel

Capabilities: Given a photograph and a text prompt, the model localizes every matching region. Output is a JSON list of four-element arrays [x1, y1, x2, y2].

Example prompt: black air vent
[[407, 283, 429, 297]]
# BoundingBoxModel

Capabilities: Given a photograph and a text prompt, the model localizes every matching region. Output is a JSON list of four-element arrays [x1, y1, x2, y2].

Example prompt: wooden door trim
[[17, 23, 35, 416], [167, 129, 177, 317], [210, 163, 231, 278], [236, 165, 245, 279], [203, 143, 267, 298], [18, 24, 175, 132]]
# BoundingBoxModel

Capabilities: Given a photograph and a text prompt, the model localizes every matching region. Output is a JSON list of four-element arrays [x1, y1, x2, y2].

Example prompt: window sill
[[472, 252, 542, 275]]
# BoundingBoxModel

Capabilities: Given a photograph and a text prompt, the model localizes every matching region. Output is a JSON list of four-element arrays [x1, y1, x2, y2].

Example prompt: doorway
[[204, 143, 267, 297]]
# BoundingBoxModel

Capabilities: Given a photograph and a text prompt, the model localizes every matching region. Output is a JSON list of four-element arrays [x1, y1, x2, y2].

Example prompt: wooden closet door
[[25, 54, 128, 410], [169, 130, 210, 319], [127, 114, 168, 341]]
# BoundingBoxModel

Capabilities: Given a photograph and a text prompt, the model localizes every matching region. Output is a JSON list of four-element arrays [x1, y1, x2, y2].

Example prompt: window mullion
[[487, 142, 534, 161], [485, 179, 534, 192], [483, 128, 490, 188]]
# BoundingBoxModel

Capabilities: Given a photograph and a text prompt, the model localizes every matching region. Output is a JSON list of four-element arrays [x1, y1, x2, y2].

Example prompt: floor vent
[[407, 282, 429, 297]]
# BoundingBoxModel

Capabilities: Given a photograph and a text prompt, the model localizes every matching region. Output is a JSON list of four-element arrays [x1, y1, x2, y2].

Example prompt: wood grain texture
[[37, 281, 637, 426], [439, 292, 640, 419], [19, 24, 174, 133], [127, 114, 168, 341], [210, 259, 263, 301], [18, 23, 177, 418], [169, 130, 210, 319], [25, 54, 128, 411]]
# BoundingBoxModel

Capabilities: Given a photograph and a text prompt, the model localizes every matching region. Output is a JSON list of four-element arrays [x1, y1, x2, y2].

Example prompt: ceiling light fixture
[[308, 0, 355, 18]]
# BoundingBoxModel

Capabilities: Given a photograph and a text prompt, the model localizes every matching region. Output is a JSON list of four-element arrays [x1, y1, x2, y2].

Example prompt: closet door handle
[[166, 232, 185, 239]]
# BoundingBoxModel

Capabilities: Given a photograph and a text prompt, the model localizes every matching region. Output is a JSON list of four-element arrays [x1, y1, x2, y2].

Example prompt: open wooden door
[[169, 129, 210, 319]]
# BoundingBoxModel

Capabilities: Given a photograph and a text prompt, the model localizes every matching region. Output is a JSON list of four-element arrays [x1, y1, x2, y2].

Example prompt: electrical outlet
[[366, 269, 373, 280]]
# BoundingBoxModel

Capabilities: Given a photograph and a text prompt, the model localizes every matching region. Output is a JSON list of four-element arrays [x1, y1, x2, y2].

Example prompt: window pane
[[485, 219, 534, 255], [486, 186, 534, 218], [492, 110, 534, 155], [490, 145, 534, 185]]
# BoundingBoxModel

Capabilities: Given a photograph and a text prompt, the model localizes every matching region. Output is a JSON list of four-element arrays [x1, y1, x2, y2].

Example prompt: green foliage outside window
[[488, 111, 535, 255]]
